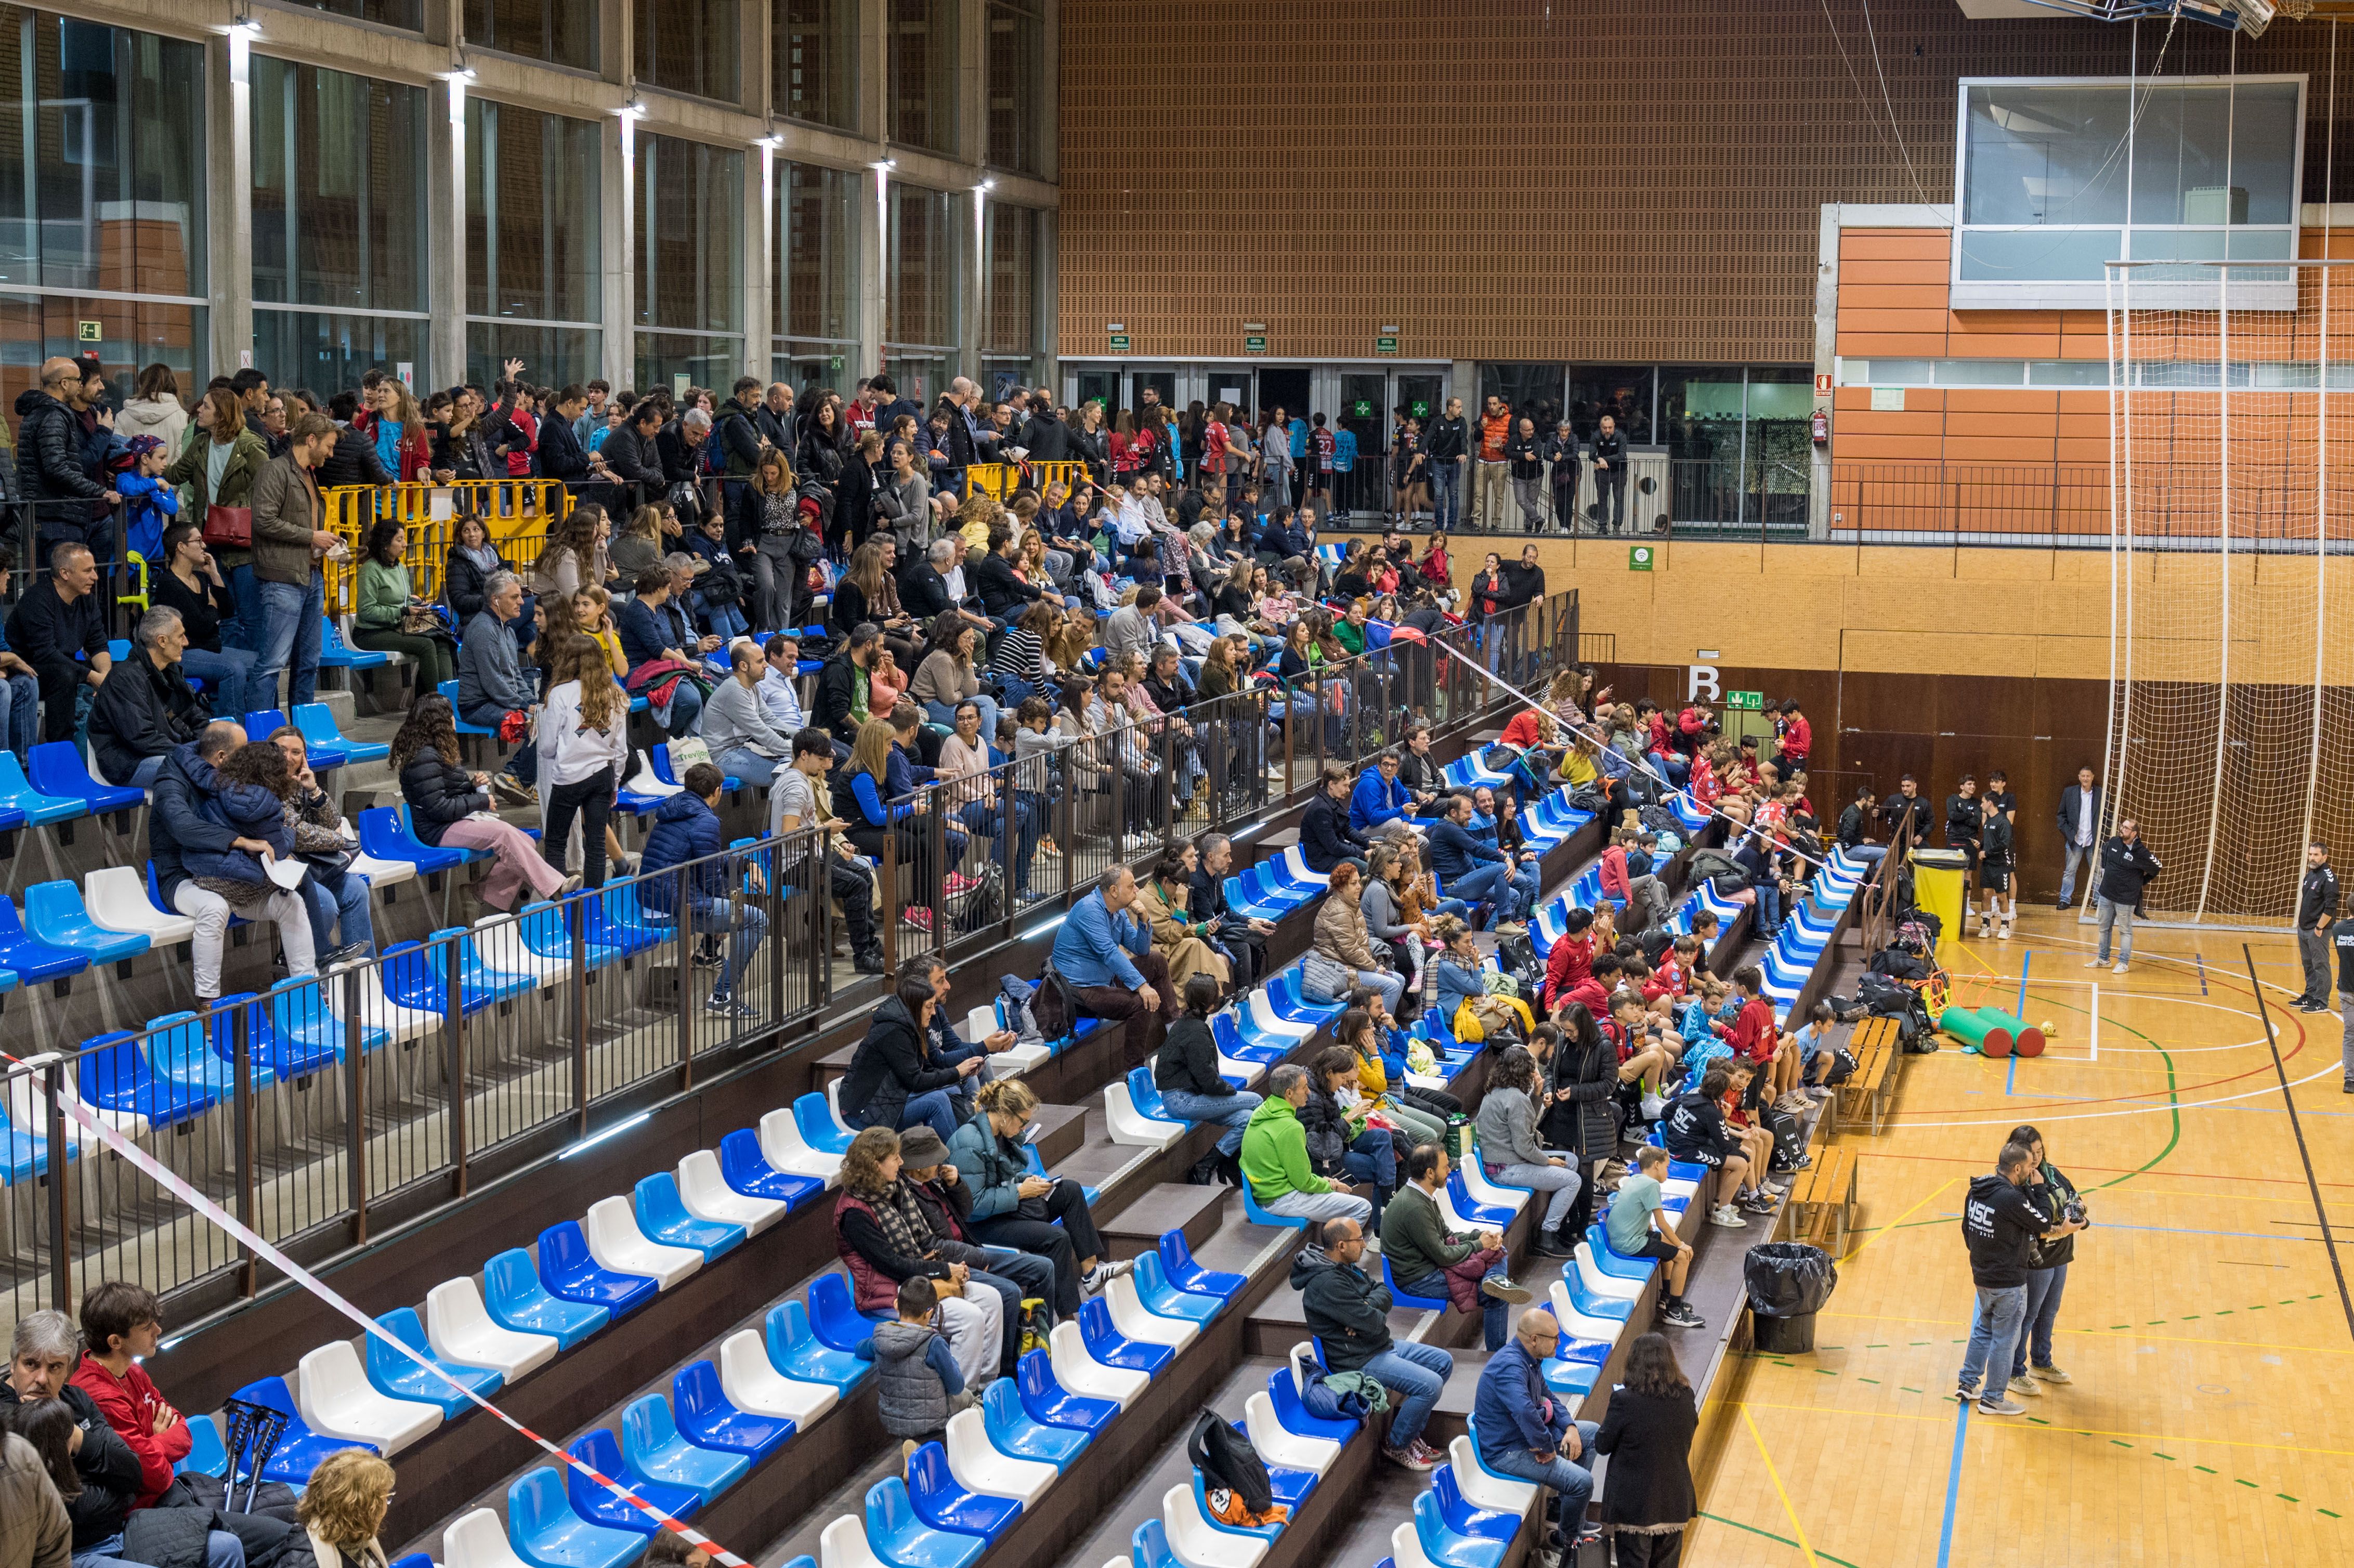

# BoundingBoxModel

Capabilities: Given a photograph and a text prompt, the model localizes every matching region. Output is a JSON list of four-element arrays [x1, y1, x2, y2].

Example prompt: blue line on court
[[2007, 1049, 2017, 1095], [2017, 950, 2032, 1016], [1936, 1396, 1971, 1568]]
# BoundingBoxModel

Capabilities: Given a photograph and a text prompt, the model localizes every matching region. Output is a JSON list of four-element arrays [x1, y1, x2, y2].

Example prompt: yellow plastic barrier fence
[[320, 480, 574, 617], [964, 459, 1091, 502]]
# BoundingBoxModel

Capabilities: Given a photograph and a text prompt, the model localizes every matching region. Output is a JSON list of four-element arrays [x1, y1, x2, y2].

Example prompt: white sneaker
[[2083, 958, 2103, 969], [2113, 961, 2128, 975], [1708, 1204, 1748, 1229], [1997, 924, 2012, 941]]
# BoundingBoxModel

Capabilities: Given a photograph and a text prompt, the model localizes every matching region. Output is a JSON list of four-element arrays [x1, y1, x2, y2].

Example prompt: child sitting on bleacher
[[1787, 1001, 1840, 1101], [860, 1275, 975, 1455]]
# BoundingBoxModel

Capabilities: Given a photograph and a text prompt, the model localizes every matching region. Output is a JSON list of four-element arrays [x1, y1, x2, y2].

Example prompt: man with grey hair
[[151, 721, 317, 1007], [456, 566, 538, 804], [6, 540, 112, 743], [1048, 865, 1179, 1069], [90, 606, 207, 788]]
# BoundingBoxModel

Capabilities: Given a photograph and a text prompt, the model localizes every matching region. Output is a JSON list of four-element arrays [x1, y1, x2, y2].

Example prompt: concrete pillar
[[856, 0, 889, 378], [206, 30, 254, 375], [429, 77, 467, 386], [603, 112, 636, 388], [742, 0, 772, 383], [954, 0, 985, 382]]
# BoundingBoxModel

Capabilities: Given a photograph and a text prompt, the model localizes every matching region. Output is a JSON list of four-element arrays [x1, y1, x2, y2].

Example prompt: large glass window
[[635, 133, 743, 391], [466, 99, 601, 388], [986, 0, 1043, 175], [886, 182, 959, 397], [1660, 366, 1810, 529], [464, 0, 596, 71], [775, 0, 857, 130], [982, 200, 1036, 386], [1476, 364, 1565, 429], [0, 12, 206, 299], [891, 0, 957, 155], [252, 58, 428, 385], [1957, 77, 2301, 285], [0, 292, 205, 421], [637, 0, 739, 104], [279, 0, 424, 31], [777, 159, 857, 383]]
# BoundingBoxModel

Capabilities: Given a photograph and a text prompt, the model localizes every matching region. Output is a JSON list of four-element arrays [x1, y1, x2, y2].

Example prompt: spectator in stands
[[291, 1449, 395, 1568], [1468, 784, 1542, 922], [268, 727, 372, 966], [864, 1275, 976, 1449], [1662, 1064, 1754, 1230], [755, 633, 810, 731], [348, 520, 454, 687], [148, 524, 258, 718], [6, 1309, 246, 1568], [641, 762, 766, 1018], [0, 1399, 73, 1568], [1133, 844, 1227, 987], [1050, 866, 1178, 1068], [247, 412, 341, 718], [817, 622, 884, 744], [1348, 749, 1422, 850], [946, 1077, 1128, 1318], [1382, 1143, 1525, 1352], [393, 696, 576, 914], [700, 641, 792, 790], [1957, 1140, 2084, 1418], [1594, 1332, 1700, 1568], [1157, 971, 1261, 1180], [841, 715, 945, 935], [834, 1126, 1003, 1392], [1291, 1214, 1452, 1471], [1608, 1147, 1703, 1329], [843, 970, 982, 1142], [16, 357, 119, 555], [1301, 762, 1370, 877], [164, 390, 270, 652], [1302, 1047, 1399, 1226], [1475, 1046, 1578, 1257], [897, 538, 958, 624], [443, 515, 512, 631], [1310, 863, 1404, 1015], [147, 723, 316, 1004], [2088, 816, 2161, 975], [1474, 1311, 1603, 1551], [1241, 1064, 1371, 1227], [1191, 832, 1273, 990], [1428, 792, 1518, 932], [7, 541, 111, 742], [615, 566, 707, 737], [531, 501, 610, 602], [1103, 584, 1161, 669], [895, 1125, 1054, 1374], [456, 570, 539, 805], [536, 635, 630, 892], [767, 726, 882, 974], [89, 607, 205, 788], [912, 614, 997, 735]]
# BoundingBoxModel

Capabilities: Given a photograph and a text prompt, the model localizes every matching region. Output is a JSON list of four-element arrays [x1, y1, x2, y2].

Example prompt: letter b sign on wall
[[1687, 665, 1720, 702]]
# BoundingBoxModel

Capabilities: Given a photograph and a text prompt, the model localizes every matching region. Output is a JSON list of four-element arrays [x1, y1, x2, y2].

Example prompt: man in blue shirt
[[1428, 792, 1519, 931], [1471, 784, 1544, 925], [1474, 1311, 1602, 1550], [1349, 749, 1424, 850], [1049, 866, 1177, 1069]]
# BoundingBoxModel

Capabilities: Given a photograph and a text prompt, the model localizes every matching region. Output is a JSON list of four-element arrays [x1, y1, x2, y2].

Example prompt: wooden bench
[[1838, 1017, 1901, 1135], [1783, 1144, 1858, 1253]]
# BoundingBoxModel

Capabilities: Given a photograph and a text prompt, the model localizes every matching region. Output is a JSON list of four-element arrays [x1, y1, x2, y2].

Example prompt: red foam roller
[[2012, 1027, 2045, 1059], [1982, 1027, 2013, 1059]]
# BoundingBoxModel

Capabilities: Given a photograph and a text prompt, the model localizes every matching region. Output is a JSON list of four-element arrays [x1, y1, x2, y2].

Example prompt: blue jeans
[[1431, 459, 1461, 530], [1446, 861, 1512, 923], [180, 644, 255, 720], [304, 867, 374, 955], [253, 573, 324, 712], [77, 1531, 243, 1568], [959, 795, 1037, 895], [1958, 1282, 2029, 1403], [127, 754, 166, 787], [223, 562, 261, 654], [686, 893, 767, 998], [2012, 1263, 2068, 1377], [704, 602, 749, 641], [856, 1087, 960, 1144], [715, 744, 780, 790], [0, 670, 40, 757], [2058, 842, 2094, 905], [926, 695, 1002, 735], [1494, 1158, 1581, 1233], [1343, 1128, 1398, 1222], [1508, 859, 1541, 915], [1350, 965, 1404, 1015], [1158, 1088, 1261, 1157], [661, 680, 703, 737], [1361, 1340, 1456, 1448], [1485, 1421, 1603, 1520]]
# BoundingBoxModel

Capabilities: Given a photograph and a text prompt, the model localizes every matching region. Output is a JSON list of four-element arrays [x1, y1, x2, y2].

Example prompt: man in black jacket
[[2089, 817, 2161, 974], [754, 381, 795, 450], [537, 386, 594, 487], [898, 539, 959, 623], [15, 357, 119, 553], [1291, 1217, 1455, 1470], [2295, 843, 2338, 1013], [7, 542, 112, 742], [590, 398, 664, 513], [1301, 763, 1371, 875], [1192, 833, 1273, 989], [816, 622, 883, 744], [1021, 394, 1070, 462], [1422, 396, 1468, 531], [1590, 413, 1627, 533], [316, 393, 395, 488], [90, 607, 208, 788], [1879, 775, 1931, 856]]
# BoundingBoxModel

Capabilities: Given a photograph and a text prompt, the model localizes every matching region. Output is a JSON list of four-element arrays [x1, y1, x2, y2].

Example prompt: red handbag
[[203, 503, 252, 548]]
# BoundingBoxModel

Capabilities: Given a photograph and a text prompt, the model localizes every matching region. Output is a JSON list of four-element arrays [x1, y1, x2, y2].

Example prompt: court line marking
[[1813, 1311, 2354, 1356], [1709, 1397, 2354, 1461], [1934, 1397, 1970, 1568], [2245, 942, 2354, 1347], [1837, 1176, 1957, 1265], [1693, 1513, 1863, 1568], [1743, 1407, 1823, 1568], [2090, 982, 2099, 1060]]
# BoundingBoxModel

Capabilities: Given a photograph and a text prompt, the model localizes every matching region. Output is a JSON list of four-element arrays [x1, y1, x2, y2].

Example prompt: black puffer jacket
[[443, 547, 507, 626], [14, 388, 108, 507], [839, 996, 962, 1132], [1544, 1011, 1622, 1160], [398, 742, 487, 846], [315, 422, 394, 489], [0, 1384, 140, 1548], [1298, 1085, 1357, 1177]]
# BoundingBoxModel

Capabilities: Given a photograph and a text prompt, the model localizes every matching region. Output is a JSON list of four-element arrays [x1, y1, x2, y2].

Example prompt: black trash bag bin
[[1744, 1242, 1838, 1354]]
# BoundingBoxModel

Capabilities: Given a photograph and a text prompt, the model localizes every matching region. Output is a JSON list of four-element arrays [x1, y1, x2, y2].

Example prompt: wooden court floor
[[1683, 909, 2354, 1568]]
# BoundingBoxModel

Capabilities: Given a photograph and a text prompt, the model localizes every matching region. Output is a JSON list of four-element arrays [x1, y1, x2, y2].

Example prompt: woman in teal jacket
[[947, 1076, 1120, 1317]]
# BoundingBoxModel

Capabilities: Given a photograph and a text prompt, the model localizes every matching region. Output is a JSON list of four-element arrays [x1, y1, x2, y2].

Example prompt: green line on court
[[1694, 1512, 1865, 1567]]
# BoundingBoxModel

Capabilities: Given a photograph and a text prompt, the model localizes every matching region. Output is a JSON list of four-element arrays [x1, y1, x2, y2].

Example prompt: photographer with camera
[[2003, 1123, 2080, 1399], [1957, 1139, 2086, 1416]]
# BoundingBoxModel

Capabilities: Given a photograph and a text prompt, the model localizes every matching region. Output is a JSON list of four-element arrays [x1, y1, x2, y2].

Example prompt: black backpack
[[1188, 1408, 1274, 1517]]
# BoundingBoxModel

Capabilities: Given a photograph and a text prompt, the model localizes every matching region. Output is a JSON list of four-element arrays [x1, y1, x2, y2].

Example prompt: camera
[[2063, 1197, 2089, 1227]]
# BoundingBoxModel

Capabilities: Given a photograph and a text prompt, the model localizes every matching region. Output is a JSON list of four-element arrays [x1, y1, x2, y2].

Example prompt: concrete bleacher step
[[1096, 1182, 1226, 1263]]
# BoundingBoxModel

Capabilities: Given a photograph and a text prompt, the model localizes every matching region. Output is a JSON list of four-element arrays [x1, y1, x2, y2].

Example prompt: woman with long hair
[[149, 521, 261, 715], [443, 513, 511, 627], [537, 634, 631, 889], [296, 1448, 397, 1568], [609, 502, 669, 583], [1594, 1332, 1698, 1567], [162, 387, 271, 650], [831, 538, 911, 652], [349, 518, 455, 687], [841, 716, 941, 935], [533, 500, 610, 600], [354, 378, 434, 482], [948, 1075, 1124, 1316], [739, 447, 811, 633], [120, 362, 188, 449], [393, 694, 577, 913], [796, 397, 847, 542], [830, 1121, 1003, 1389]]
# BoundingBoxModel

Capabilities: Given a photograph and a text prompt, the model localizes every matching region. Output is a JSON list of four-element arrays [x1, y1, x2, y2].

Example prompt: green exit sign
[[1108, 333, 1130, 352], [1628, 544, 1655, 571], [1726, 689, 1764, 710], [1408, 399, 1431, 419], [1376, 335, 1398, 356], [1243, 334, 1267, 354]]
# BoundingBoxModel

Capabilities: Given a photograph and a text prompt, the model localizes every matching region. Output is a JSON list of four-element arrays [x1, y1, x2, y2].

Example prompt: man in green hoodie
[[1241, 1065, 1372, 1226]]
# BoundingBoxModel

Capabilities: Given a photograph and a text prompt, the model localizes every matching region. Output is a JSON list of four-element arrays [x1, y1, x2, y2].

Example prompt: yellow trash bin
[[1908, 848, 1968, 937]]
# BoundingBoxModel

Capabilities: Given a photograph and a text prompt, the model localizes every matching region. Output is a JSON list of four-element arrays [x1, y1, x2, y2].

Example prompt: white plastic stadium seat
[[819, 1514, 890, 1568], [1165, 1482, 1267, 1568], [1104, 1081, 1184, 1151], [678, 1149, 789, 1236], [469, 914, 567, 987], [1244, 991, 1316, 1039], [346, 850, 419, 891], [1457, 1159, 1530, 1213], [1548, 1279, 1630, 1345], [718, 1328, 840, 1425], [84, 867, 198, 948], [624, 751, 682, 801], [582, 1196, 703, 1289], [758, 1105, 844, 1186], [1278, 845, 1329, 888], [443, 1508, 536, 1568], [944, 1406, 1057, 1505], [1573, 1244, 1645, 1302], [425, 1277, 559, 1382], [1048, 1321, 1148, 1407], [1246, 1390, 1341, 1477], [296, 1340, 442, 1454], [1102, 1273, 1196, 1351], [1450, 1434, 1540, 1512], [1392, 1520, 1445, 1568]]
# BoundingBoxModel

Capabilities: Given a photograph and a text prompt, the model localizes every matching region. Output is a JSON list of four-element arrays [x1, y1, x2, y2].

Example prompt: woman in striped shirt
[[992, 600, 1061, 709]]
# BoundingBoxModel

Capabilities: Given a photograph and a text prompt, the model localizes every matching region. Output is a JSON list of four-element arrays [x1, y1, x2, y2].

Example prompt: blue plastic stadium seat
[[0, 898, 93, 986], [720, 1128, 823, 1210], [518, 900, 624, 970], [143, 1010, 239, 1099], [1266, 1367, 1357, 1445], [623, 1393, 748, 1504], [365, 1306, 502, 1418], [226, 1376, 373, 1486], [359, 806, 470, 877], [271, 977, 388, 1065], [438, 681, 499, 740], [979, 1378, 1083, 1468], [320, 618, 389, 670], [1077, 1297, 1171, 1374], [0, 1103, 72, 1183], [1432, 1464, 1520, 1541], [793, 1092, 854, 1155], [673, 1359, 793, 1462], [634, 1172, 746, 1261], [244, 709, 351, 771], [564, 1427, 701, 1533], [805, 1273, 884, 1354], [28, 743, 145, 816], [535, 1222, 659, 1317], [509, 1465, 645, 1568], [1131, 1251, 1223, 1327], [0, 751, 86, 827], [1414, 1486, 1506, 1568], [1015, 1349, 1117, 1433], [21, 881, 149, 967], [175, 1415, 228, 1478], [906, 1441, 1020, 1544], [584, 882, 663, 956], [764, 1299, 869, 1393], [80, 1031, 215, 1128], [1241, 1178, 1310, 1231], [296, 702, 391, 765], [1158, 1231, 1247, 1300], [1585, 1223, 1659, 1284], [439, 926, 538, 1005], [866, 1475, 985, 1568], [483, 1248, 608, 1350]]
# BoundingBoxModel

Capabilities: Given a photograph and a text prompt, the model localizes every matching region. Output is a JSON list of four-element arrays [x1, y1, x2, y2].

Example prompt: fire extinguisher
[[1811, 409, 1830, 445]]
